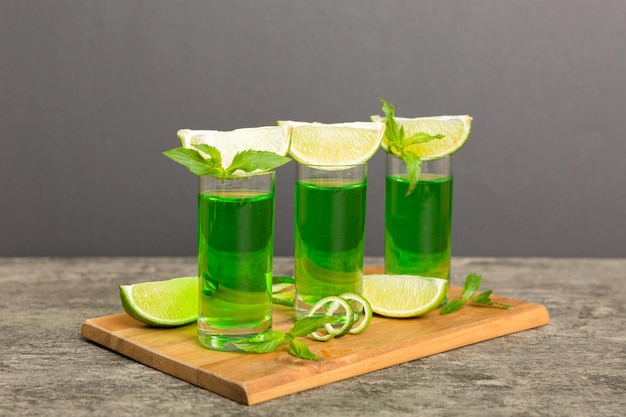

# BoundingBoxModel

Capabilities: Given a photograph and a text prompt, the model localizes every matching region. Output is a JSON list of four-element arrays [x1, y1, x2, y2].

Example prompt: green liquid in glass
[[197, 190, 273, 349], [294, 179, 366, 318], [385, 174, 453, 279]]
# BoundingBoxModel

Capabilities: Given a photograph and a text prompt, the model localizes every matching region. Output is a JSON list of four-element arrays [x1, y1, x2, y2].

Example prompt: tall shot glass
[[294, 163, 367, 319], [385, 155, 453, 279], [197, 171, 275, 350]]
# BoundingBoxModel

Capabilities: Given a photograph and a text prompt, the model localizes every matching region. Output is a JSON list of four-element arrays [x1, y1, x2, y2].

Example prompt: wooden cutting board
[[81, 269, 549, 405]]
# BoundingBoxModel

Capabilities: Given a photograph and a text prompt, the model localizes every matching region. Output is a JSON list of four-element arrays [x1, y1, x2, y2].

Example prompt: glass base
[[197, 315, 272, 351], [197, 327, 272, 352]]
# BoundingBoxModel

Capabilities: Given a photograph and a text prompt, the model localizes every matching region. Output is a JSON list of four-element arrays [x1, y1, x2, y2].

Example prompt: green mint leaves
[[399, 150, 422, 195], [441, 273, 513, 314], [163, 145, 291, 180], [228, 316, 340, 360], [379, 98, 444, 195]]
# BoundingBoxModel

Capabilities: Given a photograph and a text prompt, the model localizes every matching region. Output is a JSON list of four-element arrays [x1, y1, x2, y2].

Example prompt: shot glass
[[294, 163, 367, 319], [197, 171, 275, 350], [385, 154, 453, 279]]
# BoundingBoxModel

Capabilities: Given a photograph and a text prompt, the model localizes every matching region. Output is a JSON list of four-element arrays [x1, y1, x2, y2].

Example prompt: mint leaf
[[229, 330, 285, 353], [471, 290, 493, 305], [288, 339, 319, 360], [441, 273, 513, 315], [226, 150, 291, 177], [226, 316, 339, 360], [400, 151, 422, 196], [194, 144, 222, 168], [403, 132, 445, 146], [164, 146, 290, 180], [461, 273, 482, 300], [379, 99, 449, 195], [441, 299, 465, 315], [163, 148, 223, 177], [471, 290, 513, 309], [380, 98, 426, 195], [380, 98, 403, 154], [289, 316, 339, 338]]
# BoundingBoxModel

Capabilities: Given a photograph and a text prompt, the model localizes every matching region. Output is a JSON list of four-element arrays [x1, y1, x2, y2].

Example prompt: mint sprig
[[163, 145, 291, 180], [379, 98, 444, 195], [441, 273, 513, 314], [228, 316, 340, 360]]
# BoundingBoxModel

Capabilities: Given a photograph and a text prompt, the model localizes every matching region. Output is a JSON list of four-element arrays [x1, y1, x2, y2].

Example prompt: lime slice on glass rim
[[120, 276, 198, 327], [176, 125, 291, 173], [371, 114, 472, 160], [277, 120, 384, 166], [362, 274, 448, 318]]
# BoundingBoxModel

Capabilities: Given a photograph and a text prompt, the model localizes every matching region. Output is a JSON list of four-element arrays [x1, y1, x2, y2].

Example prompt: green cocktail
[[294, 164, 367, 318], [385, 155, 453, 278], [197, 173, 274, 350], [163, 124, 291, 352]]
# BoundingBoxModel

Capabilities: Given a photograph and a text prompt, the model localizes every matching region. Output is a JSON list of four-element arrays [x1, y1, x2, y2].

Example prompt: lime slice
[[371, 115, 472, 160], [119, 276, 198, 327], [277, 120, 384, 166], [177, 126, 291, 171], [362, 274, 448, 318]]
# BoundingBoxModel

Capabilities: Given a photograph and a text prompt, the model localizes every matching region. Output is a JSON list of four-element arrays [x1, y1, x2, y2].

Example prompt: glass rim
[[298, 162, 367, 171], [199, 170, 276, 180]]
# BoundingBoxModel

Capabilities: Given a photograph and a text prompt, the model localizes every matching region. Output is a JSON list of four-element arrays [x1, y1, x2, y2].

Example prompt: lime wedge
[[371, 115, 472, 160], [120, 276, 198, 327], [362, 274, 448, 318], [177, 126, 291, 171], [277, 120, 384, 166]]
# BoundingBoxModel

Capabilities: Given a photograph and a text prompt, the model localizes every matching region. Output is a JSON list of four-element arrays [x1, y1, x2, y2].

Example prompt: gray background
[[1, 0, 625, 258]]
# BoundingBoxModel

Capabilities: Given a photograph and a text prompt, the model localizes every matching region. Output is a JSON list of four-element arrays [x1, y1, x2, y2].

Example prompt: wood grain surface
[[81, 272, 550, 405]]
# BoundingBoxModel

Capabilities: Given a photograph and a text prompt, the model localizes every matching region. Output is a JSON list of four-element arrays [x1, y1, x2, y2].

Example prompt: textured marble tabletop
[[1, 257, 624, 416]]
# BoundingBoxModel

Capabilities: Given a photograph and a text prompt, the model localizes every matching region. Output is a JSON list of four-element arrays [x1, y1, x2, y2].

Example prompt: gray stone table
[[1, 257, 625, 416]]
